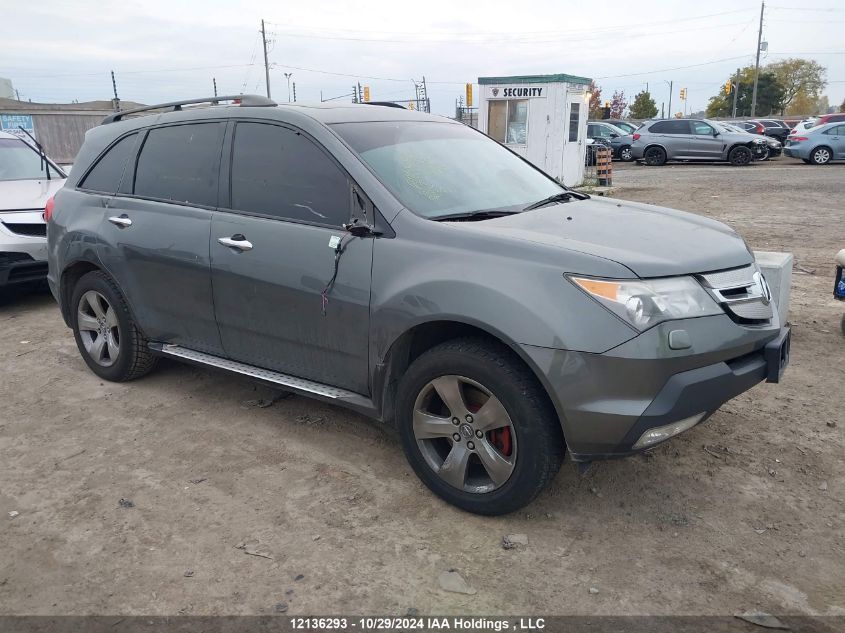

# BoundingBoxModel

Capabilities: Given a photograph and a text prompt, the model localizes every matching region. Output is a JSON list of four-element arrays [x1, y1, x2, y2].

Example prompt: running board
[[150, 343, 377, 415]]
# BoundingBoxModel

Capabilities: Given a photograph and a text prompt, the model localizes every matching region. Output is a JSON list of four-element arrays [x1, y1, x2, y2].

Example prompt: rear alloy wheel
[[619, 145, 634, 162], [644, 146, 667, 166], [728, 145, 753, 166], [396, 338, 564, 515], [810, 146, 832, 165], [70, 271, 158, 382]]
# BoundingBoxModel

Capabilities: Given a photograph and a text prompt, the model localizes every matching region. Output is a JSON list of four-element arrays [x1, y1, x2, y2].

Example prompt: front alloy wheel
[[619, 146, 634, 162], [413, 375, 517, 494], [396, 338, 564, 515]]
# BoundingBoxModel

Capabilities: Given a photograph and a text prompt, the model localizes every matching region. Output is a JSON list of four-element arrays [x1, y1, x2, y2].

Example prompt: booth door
[[562, 95, 586, 186]]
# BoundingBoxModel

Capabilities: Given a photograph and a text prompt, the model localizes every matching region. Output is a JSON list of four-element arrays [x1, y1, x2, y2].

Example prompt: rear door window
[[134, 122, 224, 207], [228, 122, 350, 227], [79, 133, 139, 193], [650, 120, 690, 134]]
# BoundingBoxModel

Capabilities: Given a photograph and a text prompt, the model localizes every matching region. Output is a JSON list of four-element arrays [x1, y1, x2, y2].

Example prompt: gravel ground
[[1, 158, 843, 618]]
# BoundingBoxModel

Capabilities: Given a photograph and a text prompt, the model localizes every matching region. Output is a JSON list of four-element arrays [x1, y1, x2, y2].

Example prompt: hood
[[450, 197, 753, 278], [0, 178, 66, 212]]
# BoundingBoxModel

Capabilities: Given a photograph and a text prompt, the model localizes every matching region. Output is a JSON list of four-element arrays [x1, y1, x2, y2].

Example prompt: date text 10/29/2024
[[290, 617, 546, 631]]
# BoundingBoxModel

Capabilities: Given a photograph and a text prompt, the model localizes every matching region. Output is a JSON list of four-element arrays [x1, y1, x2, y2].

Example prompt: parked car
[[47, 95, 790, 515], [790, 117, 818, 135], [755, 119, 790, 144], [814, 112, 845, 127], [0, 131, 66, 289], [587, 121, 634, 161], [732, 120, 766, 136], [596, 119, 641, 135], [718, 122, 782, 159], [783, 122, 845, 164], [631, 119, 768, 166]]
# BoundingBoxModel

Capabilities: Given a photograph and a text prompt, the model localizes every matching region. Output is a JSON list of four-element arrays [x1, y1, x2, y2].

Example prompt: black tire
[[70, 270, 158, 381], [618, 145, 634, 162], [728, 145, 753, 166], [810, 146, 832, 165], [644, 146, 667, 166], [395, 337, 564, 515]]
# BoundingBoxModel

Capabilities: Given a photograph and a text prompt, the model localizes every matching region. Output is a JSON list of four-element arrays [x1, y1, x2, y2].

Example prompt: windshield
[[332, 121, 564, 219], [0, 137, 54, 181]]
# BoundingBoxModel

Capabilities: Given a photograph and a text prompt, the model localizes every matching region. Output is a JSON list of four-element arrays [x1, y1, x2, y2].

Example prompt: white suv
[[0, 131, 66, 288]]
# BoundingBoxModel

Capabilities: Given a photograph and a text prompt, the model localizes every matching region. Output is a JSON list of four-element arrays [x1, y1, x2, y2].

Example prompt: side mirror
[[713, 129, 720, 136]]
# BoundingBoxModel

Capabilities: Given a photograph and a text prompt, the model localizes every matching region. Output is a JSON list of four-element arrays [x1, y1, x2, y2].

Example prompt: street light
[[284, 73, 293, 102]]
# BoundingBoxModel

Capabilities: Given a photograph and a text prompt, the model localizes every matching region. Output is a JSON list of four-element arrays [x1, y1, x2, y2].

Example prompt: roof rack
[[365, 101, 409, 109], [101, 94, 277, 124]]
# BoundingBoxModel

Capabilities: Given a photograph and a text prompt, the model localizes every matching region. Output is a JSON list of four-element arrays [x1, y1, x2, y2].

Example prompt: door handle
[[217, 235, 253, 251], [108, 215, 132, 228]]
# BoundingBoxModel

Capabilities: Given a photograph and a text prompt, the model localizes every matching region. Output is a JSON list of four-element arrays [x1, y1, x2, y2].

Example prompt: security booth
[[477, 73, 592, 186]]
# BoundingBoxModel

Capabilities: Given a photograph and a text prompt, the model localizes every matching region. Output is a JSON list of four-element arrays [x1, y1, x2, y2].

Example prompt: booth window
[[568, 103, 580, 142], [488, 100, 528, 145]]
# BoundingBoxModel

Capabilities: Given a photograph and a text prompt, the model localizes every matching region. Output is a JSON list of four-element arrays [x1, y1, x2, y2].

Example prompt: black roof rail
[[101, 94, 277, 124], [365, 101, 409, 110]]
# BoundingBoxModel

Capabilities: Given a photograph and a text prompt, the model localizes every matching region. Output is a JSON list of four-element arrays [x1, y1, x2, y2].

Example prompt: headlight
[[569, 275, 722, 331], [753, 138, 765, 144]]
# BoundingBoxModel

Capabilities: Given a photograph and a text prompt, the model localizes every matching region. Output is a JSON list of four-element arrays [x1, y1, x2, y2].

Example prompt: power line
[[264, 8, 756, 38], [263, 20, 753, 45]]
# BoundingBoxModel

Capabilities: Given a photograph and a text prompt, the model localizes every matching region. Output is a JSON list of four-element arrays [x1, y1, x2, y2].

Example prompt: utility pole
[[261, 19, 271, 98], [751, 1, 764, 117], [731, 68, 741, 117], [110, 70, 120, 111], [292, 82, 296, 102], [213, 77, 218, 97], [15, 88, 21, 101], [667, 80, 673, 118]]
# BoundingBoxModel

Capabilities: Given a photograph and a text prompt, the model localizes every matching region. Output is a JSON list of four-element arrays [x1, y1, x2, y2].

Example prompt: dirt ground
[[1, 158, 843, 618]]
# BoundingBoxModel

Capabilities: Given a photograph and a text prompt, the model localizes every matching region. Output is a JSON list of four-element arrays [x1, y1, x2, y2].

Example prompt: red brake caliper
[[489, 427, 512, 457]]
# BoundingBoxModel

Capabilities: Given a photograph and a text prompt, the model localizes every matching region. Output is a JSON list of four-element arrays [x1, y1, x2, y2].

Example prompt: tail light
[[632, 133, 641, 141], [755, 124, 765, 134], [789, 136, 808, 142], [43, 195, 55, 222]]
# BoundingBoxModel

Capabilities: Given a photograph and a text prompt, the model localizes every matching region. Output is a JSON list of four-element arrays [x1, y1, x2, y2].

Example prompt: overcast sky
[[3, 0, 843, 116]]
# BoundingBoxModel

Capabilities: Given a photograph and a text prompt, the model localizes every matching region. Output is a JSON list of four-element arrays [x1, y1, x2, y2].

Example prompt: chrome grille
[[699, 265, 755, 289], [697, 264, 773, 323]]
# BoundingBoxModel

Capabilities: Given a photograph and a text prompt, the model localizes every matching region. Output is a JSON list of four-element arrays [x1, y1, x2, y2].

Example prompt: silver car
[[631, 119, 767, 166], [0, 131, 66, 288]]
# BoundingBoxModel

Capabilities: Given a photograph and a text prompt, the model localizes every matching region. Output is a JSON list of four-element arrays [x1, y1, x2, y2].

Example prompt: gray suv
[[47, 96, 790, 515], [631, 118, 768, 166]]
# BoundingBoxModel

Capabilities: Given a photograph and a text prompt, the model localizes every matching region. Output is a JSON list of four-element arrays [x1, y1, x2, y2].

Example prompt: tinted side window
[[134, 123, 224, 206], [80, 133, 138, 193], [230, 122, 350, 226], [650, 120, 690, 134], [824, 125, 845, 135]]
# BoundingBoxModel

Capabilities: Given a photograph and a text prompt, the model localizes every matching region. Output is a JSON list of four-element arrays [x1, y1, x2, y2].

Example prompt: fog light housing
[[632, 413, 706, 450]]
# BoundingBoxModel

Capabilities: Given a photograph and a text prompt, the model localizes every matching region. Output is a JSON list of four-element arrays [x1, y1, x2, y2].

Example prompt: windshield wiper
[[434, 210, 521, 222], [523, 191, 576, 211]]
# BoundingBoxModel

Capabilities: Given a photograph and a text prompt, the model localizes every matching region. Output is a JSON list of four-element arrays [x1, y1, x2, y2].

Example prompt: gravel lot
[[1, 158, 843, 618]]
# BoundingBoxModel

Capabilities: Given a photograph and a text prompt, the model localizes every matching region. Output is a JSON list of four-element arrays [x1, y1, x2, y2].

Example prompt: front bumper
[[0, 214, 48, 287], [522, 314, 788, 460]]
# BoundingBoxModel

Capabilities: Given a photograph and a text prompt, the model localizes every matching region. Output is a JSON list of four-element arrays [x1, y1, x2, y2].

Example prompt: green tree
[[706, 67, 785, 117], [767, 58, 826, 115], [588, 80, 603, 118], [629, 90, 657, 119]]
